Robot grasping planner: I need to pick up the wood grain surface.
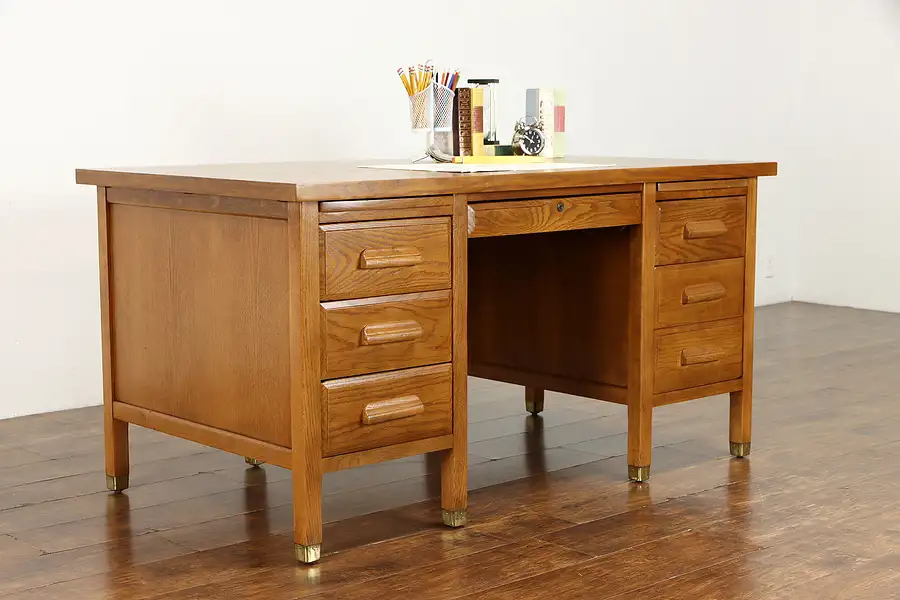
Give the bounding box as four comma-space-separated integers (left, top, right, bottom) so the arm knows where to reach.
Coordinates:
655, 258, 745, 327
320, 218, 451, 300
106, 187, 288, 219
654, 318, 744, 393
626, 183, 659, 472
731, 177, 759, 447
76, 157, 777, 201
321, 364, 453, 456
656, 196, 746, 265
1, 303, 896, 600
287, 201, 324, 550
656, 178, 750, 201
97, 187, 129, 482
108, 202, 292, 447
442, 194, 470, 516
320, 291, 452, 379
469, 226, 631, 392
468, 193, 641, 237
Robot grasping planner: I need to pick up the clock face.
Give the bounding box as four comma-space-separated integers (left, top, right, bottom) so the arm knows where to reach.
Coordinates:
518, 128, 545, 156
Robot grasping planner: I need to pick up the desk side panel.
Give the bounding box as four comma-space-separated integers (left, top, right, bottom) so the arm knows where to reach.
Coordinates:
108, 197, 291, 448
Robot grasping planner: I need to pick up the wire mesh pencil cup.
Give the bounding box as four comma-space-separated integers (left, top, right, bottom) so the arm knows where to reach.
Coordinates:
408, 82, 455, 159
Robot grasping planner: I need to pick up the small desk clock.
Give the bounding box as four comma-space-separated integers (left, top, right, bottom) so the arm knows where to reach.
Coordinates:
512, 116, 546, 156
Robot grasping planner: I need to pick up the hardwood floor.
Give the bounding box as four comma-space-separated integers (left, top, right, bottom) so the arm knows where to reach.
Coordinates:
2, 301, 900, 599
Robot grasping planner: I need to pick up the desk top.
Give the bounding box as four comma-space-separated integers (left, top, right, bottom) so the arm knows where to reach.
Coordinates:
76, 156, 777, 202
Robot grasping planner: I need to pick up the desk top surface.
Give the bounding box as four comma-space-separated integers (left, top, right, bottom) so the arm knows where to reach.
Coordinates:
76, 156, 777, 202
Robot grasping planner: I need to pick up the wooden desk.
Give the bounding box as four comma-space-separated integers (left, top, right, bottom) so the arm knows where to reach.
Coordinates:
76, 157, 777, 562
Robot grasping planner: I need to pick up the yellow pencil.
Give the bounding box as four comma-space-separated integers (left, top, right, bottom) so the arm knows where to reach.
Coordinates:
398, 68, 412, 95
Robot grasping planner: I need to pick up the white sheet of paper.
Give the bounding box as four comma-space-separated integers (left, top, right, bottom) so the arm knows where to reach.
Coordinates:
359, 162, 615, 173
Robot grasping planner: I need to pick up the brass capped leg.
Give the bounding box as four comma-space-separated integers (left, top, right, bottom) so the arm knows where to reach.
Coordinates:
628, 465, 651, 483
442, 508, 468, 528
106, 474, 129, 493
245, 457, 264, 467
525, 388, 545, 416
730, 442, 751, 458
294, 543, 322, 564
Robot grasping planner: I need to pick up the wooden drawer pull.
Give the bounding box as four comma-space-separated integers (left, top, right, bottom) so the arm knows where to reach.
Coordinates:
680, 348, 725, 366
362, 395, 425, 425
681, 282, 727, 305
359, 247, 423, 269
683, 220, 728, 240
360, 320, 424, 346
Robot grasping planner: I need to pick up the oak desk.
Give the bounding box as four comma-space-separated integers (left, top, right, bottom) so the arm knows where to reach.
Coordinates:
76, 157, 777, 563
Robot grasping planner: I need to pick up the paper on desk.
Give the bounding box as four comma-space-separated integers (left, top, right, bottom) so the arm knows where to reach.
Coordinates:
359, 162, 615, 173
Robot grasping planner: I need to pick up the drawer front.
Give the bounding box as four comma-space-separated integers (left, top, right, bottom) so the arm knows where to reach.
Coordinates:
322, 364, 453, 456
321, 218, 451, 300
654, 319, 743, 393
321, 291, 452, 379
655, 258, 744, 328
656, 196, 746, 265
468, 193, 641, 238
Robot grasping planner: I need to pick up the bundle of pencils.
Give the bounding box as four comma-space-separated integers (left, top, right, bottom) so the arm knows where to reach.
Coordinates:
397, 62, 460, 96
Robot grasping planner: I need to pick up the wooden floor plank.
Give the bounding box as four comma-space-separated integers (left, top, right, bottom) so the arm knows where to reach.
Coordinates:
2, 302, 900, 599
457, 528, 760, 600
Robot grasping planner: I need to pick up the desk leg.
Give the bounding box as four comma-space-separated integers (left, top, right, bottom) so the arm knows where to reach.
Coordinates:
442, 195, 469, 527
98, 187, 130, 493
627, 183, 658, 483
289, 202, 323, 563
731, 178, 757, 459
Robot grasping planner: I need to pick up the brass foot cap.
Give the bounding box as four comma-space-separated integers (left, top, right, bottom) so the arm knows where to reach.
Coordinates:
294, 543, 322, 564
442, 509, 468, 528
106, 474, 129, 493
244, 457, 264, 467
525, 401, 544, 416
628, 465, 651, 483
730, 442, 751, 458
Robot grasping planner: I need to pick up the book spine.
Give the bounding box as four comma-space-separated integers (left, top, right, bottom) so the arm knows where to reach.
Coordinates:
471, 87, 485, 156
554, 88, 566, 158
451, 93, 460, 156
538, 88, 554, 158
456, 88, 472, 156
525, 88, 540, 122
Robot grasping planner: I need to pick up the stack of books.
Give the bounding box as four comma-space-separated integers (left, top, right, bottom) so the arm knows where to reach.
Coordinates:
449, 86, 567, 160
526, 88, 566, 158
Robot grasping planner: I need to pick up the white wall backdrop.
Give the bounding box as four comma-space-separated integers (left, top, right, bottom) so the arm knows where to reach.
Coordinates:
2, 0, 880, 420
789, 1, 900, 311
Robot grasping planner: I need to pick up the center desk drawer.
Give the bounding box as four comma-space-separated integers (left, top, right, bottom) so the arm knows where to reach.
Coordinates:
655, 258, 744, 327
468, 193, 641, 238
321, 291, 452, 379
320, 218, 451, 301
322, 364, 453, 456
656, 196, 746, 265
654, 319, 743, 393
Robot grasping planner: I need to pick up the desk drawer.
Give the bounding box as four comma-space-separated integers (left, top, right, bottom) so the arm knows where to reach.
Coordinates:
322, 364, 453, 456
656, 196, 746, 265
321, 291, 452, 379
468, 193, 641, 238
655, 259, 744, 328
320, 218, 451, 300
654, 319, 743, 393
